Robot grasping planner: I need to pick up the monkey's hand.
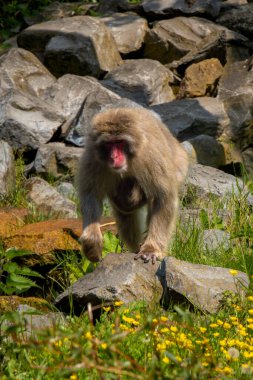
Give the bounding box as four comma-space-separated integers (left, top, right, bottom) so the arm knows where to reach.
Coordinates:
79, 226, 103, 263
134, 244, 164, 265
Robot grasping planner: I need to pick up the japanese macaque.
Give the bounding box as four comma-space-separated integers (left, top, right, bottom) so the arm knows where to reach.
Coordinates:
78, 107, 189, 264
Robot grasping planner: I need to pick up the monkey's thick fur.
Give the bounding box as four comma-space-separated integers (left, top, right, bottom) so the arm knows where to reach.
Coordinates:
78, 107, 189, 263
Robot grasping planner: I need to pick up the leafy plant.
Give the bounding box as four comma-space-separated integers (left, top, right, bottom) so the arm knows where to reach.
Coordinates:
0, 247, 43, 295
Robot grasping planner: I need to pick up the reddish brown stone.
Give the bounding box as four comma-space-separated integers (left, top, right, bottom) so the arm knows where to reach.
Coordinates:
0, 208, 28, 238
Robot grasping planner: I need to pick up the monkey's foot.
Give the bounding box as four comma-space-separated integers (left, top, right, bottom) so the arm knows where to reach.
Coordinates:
79, 233, 102, 263
134, 251, 162, 265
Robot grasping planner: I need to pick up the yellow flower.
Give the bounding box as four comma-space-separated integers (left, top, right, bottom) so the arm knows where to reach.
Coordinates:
70, 374, 78, 380
217, 319, 223, 326
160, 316, 168, 322
156, 342, 166, 352
114, 301, 124, 306
162, 356, 170, 364
152, 318, 158, 323
122, 315, 139, 326
210, 323, 218, 328
247, 318, 253, 323
160, 327, 169, 333
219, 339, 227, 347
213, 332, 220, 337
85, 332, 92, 340
229, 269, 238, 276
135, 313, 141, 319
248, 309, 253, 315
200, 327, 207, 333
202, 362, 209, 367
223, 366, 233, 375
101, 343, 107, 350
170, 326, 178, 332
103, 306, 111, 312
223, 322, 231, 329
247, 296, 253, 301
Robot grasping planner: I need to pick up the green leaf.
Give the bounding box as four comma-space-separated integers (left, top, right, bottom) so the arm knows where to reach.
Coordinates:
6, 273, 40, 293
5, 248, 34, 260
3, 262, 44, 278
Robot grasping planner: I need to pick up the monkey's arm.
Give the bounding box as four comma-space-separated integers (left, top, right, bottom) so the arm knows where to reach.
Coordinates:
135, 191, 178, 264
79, 192, 104, 262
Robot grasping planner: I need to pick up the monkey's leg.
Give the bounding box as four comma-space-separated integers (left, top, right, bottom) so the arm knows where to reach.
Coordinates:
79, 193, 103, 262
114, 206, 148, 252
135, 196, 178, 264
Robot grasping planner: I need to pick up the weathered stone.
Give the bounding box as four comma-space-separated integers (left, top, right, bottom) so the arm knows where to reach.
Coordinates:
151, 97, 230, 140
182, 135, 226, 168
185, 164, 253, 204
144, 17, 226, 64
202, 229, 230, 252
17, 16, 122, 78
178, 208, 231, 229
0, 296, 50, 313
0, 208, 28, 238
141, 0, 221, 19
218, 59, 253, 149
41, 1, 95, 21
34, 142, 82, 179
25, 177, 77, 219
101, 13, 148, 55
161, 256, 249, 313
0, 140, 15, 196
43, 74, 121, 146
183, 135, 242, 168
55, 253, 249, 314
168, 26, 249, 73
57, 182, 77, 200
102, 59, 175, 106
242, 147, 253, 176
0, 48, 55, 97
178, 58, 223, 98
55, 253, 162, 314
217, 4, 253, 38
0, 89, 64, 150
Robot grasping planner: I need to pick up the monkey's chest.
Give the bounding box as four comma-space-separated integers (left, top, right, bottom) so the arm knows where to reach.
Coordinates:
109, 177, 147, 213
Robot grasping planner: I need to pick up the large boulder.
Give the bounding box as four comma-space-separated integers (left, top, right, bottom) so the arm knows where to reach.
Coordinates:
102, 59, 175, 106
141, 0, 221, 19
0, 48, 55, 97
101, 13, 148, 55
217, 4, 253, 38
17, 16, 122, 78
55, 253, 249, 314
34, 142, 82, 179
25, 177, 77, 219
218, 59, 253, 149
151, 97, 230, 140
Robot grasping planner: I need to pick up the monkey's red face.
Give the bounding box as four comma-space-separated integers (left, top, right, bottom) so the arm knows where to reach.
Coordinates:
105, 141, 127, 171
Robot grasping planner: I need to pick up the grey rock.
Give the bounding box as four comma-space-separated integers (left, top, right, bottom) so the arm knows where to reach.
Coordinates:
55, 253, 249, 314
182, 135, 242, 168
34, 142, 82, 179
182, 135, 226, 168
101, 12, 148, 55
178, 208, 231, 229
55, 253, 162, 314
43, 74, 122, 146
17, 16, 122, 78
0, 48, 55, 97
102, 59, 175, 106
0, 140, 15, 196
162, 256, 249, 313
169, 26, 249, 73
217, 4, 253, 38
202, 229, 230, 251
141, 0, 221, 19
242, 147, 253, 176
0, 90, 63, 150
144, 16, 228, 65
218, 59, 253, 149
151, 97, 230, 140
185, 164, 253, 205
57, 182, 77, 200
25, 177, 77, 218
